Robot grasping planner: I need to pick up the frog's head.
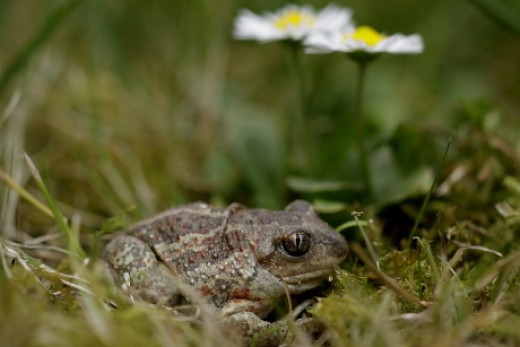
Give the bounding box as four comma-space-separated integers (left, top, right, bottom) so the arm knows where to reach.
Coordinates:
252, 200, 348, 294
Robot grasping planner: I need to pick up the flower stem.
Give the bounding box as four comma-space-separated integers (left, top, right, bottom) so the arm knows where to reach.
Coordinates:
287, 44, 308, 171
354, 61, 373, 199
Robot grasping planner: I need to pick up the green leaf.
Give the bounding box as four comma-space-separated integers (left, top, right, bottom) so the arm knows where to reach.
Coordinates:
287, 177, 362, 193
230, 118, 285, 209
312, 199, 348, 214
336, 220, 369, 233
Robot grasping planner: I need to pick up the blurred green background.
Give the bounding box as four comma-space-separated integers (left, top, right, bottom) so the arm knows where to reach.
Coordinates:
0, 0, 519, 233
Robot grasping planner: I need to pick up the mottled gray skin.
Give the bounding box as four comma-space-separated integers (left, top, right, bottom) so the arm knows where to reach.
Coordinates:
103, 200, 347, 338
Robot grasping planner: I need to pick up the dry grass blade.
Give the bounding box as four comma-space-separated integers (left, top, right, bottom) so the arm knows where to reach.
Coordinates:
0, 167, 53, 218
475, 248, 520, 293
352, 211, 380, 270
351, 243, 431, 308
0, 91, 21, 128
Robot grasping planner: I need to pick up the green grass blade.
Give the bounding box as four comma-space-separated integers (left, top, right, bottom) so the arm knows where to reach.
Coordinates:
408, 138, 452, 246
23, 154, 86, 260
416, 237, 440, 282
0, 0, 82, 95
468, 0, 520, 35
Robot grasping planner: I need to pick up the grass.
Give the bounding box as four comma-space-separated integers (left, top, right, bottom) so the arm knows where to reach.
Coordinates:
1, 1, 520, 346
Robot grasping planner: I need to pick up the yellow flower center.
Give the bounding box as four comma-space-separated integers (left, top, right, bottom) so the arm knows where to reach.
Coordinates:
345, 26, 386, 46
274, 10, 315, 30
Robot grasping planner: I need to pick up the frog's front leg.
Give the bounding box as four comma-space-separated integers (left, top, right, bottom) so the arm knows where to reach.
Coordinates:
220, 300, 286, 346
104, 235, 181, 306
221, 302, 324, 346
221, 302, 319, 346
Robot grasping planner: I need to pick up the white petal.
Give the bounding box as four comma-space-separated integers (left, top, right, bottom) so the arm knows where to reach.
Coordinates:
269, 5, 318, 40
378, 34, 424, 54
386, 34, 424, 54
304, 32, 342, 53
314, 4, 354, 32
233, 9, 285, 42
344, 39, 375, 52
234, 4, 354, 43
305, 29, 425, 55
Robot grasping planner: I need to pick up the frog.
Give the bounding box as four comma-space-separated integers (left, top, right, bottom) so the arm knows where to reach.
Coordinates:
103, 200, 348, 343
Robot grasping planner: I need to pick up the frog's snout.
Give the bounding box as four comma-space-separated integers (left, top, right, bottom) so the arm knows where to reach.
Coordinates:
323, 231, 348, 262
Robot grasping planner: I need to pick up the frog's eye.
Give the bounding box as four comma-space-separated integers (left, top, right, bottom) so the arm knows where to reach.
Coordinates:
281, 230, 311, 257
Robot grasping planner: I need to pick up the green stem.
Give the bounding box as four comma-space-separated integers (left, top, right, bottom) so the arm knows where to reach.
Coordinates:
287, 44, 308, 171
354, 61, 372, 199
353, 211, 380, 270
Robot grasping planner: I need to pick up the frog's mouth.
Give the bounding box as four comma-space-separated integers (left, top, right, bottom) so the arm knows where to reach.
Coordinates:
281, 268, 333, 294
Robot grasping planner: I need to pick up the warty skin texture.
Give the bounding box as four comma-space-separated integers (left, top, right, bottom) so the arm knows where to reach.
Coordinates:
103, 200, 348, 340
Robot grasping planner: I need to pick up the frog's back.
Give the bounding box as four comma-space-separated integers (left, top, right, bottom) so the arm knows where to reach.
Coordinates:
113, 202, 258, 306
123, 202, 244, 283
128, 202, 229, 246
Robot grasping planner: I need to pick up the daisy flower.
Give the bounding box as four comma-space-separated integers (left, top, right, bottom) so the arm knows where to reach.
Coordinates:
305, 25, 424, 56
304, 26, 423, 199
233, 4, 353, 43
